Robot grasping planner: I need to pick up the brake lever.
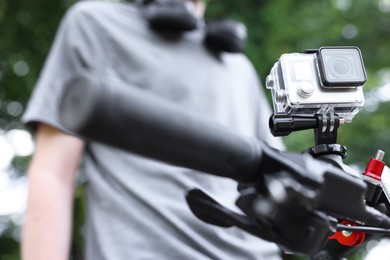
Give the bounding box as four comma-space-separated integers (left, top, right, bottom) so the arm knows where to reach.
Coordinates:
186, 187, 336, 256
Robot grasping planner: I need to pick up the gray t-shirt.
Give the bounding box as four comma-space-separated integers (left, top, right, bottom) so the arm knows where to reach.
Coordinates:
23, 1, 284, 259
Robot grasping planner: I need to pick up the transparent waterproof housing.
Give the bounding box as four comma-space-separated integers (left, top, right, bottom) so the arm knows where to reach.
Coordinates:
265, 47, 366, 123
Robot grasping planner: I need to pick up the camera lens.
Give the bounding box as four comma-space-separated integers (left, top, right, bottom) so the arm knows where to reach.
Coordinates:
328, 56, 353, 79
318, 47, 367, 87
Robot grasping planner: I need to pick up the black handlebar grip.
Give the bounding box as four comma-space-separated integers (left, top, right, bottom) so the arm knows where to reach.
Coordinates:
59, 72, 262, 182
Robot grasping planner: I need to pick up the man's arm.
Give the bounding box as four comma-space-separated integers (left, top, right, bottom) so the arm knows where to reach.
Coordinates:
21, 124, 85, 260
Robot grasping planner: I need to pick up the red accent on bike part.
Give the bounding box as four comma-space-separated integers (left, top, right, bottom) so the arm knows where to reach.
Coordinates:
329, 220, 366, 247
364, 157, 385, 181
363, 158, 385, 181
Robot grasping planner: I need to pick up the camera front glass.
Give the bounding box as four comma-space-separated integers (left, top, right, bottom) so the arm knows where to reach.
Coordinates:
318, 47, 367, 87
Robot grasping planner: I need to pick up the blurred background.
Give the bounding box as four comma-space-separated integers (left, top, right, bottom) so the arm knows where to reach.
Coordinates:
1, 0, 390, 259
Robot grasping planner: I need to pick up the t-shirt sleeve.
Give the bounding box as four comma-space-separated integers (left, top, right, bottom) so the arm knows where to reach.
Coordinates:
22, 2, 107, 133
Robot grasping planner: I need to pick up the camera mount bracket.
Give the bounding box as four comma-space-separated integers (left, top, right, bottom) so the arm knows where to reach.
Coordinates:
269, 112, 343, 146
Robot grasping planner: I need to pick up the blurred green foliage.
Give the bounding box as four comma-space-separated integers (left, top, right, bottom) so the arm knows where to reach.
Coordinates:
2, 0, 390, 259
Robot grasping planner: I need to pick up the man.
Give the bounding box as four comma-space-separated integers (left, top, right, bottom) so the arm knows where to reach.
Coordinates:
21, 0, 283, 259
